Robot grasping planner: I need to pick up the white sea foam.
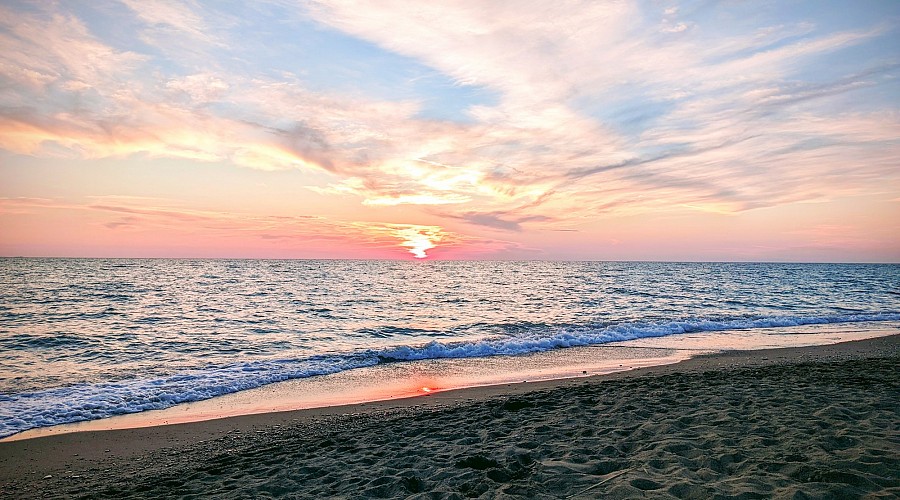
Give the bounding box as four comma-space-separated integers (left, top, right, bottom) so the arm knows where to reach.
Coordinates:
1, 312, 897, 438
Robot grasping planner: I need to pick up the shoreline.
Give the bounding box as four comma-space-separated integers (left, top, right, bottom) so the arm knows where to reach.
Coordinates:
1, 333, 898, 498
2, 346, 694, 442
5, 322, 895, 442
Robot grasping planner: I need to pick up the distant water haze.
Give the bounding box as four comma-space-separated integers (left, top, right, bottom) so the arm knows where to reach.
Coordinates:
1, 259, 898, 438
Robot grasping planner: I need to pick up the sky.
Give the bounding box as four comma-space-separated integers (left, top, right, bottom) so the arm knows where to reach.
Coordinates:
0, 0, 898, 261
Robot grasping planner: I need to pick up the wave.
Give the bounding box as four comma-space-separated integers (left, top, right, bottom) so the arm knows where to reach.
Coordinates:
1, 312, 898, 438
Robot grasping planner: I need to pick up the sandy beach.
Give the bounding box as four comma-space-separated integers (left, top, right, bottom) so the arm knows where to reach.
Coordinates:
1, 334, 897, 499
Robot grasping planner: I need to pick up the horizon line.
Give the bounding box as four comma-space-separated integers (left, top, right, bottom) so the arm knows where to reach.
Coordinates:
1, 256, 897, 265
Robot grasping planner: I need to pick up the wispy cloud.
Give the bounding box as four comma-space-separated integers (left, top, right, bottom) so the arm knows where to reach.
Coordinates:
292, 1, 900, 224
0, 4, 144, 94
120, 0, 217, 44
0, 1, 898, 259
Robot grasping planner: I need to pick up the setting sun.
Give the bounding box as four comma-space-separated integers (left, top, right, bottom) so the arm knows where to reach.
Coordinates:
391, 225, 445, 259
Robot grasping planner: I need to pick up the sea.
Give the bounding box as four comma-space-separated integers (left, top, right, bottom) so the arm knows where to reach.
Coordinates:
1, 259, 898, 438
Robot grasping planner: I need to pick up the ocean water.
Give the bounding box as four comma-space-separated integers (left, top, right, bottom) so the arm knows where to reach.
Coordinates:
1, 259, 898, 438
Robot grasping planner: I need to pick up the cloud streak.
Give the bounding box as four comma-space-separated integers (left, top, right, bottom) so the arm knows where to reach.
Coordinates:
0, 1, 898, 260
0, 196, 533, 259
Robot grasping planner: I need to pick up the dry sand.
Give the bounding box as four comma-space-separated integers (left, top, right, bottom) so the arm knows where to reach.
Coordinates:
1, 334, 898, 499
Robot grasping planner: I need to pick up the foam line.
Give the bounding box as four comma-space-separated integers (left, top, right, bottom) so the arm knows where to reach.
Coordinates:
1, 312, 897, 438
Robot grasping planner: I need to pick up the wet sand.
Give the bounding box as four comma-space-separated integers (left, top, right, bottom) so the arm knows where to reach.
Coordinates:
1, 334, 898, 499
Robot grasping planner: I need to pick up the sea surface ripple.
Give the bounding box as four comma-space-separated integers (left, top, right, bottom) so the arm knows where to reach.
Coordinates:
1, 259, 898, 437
